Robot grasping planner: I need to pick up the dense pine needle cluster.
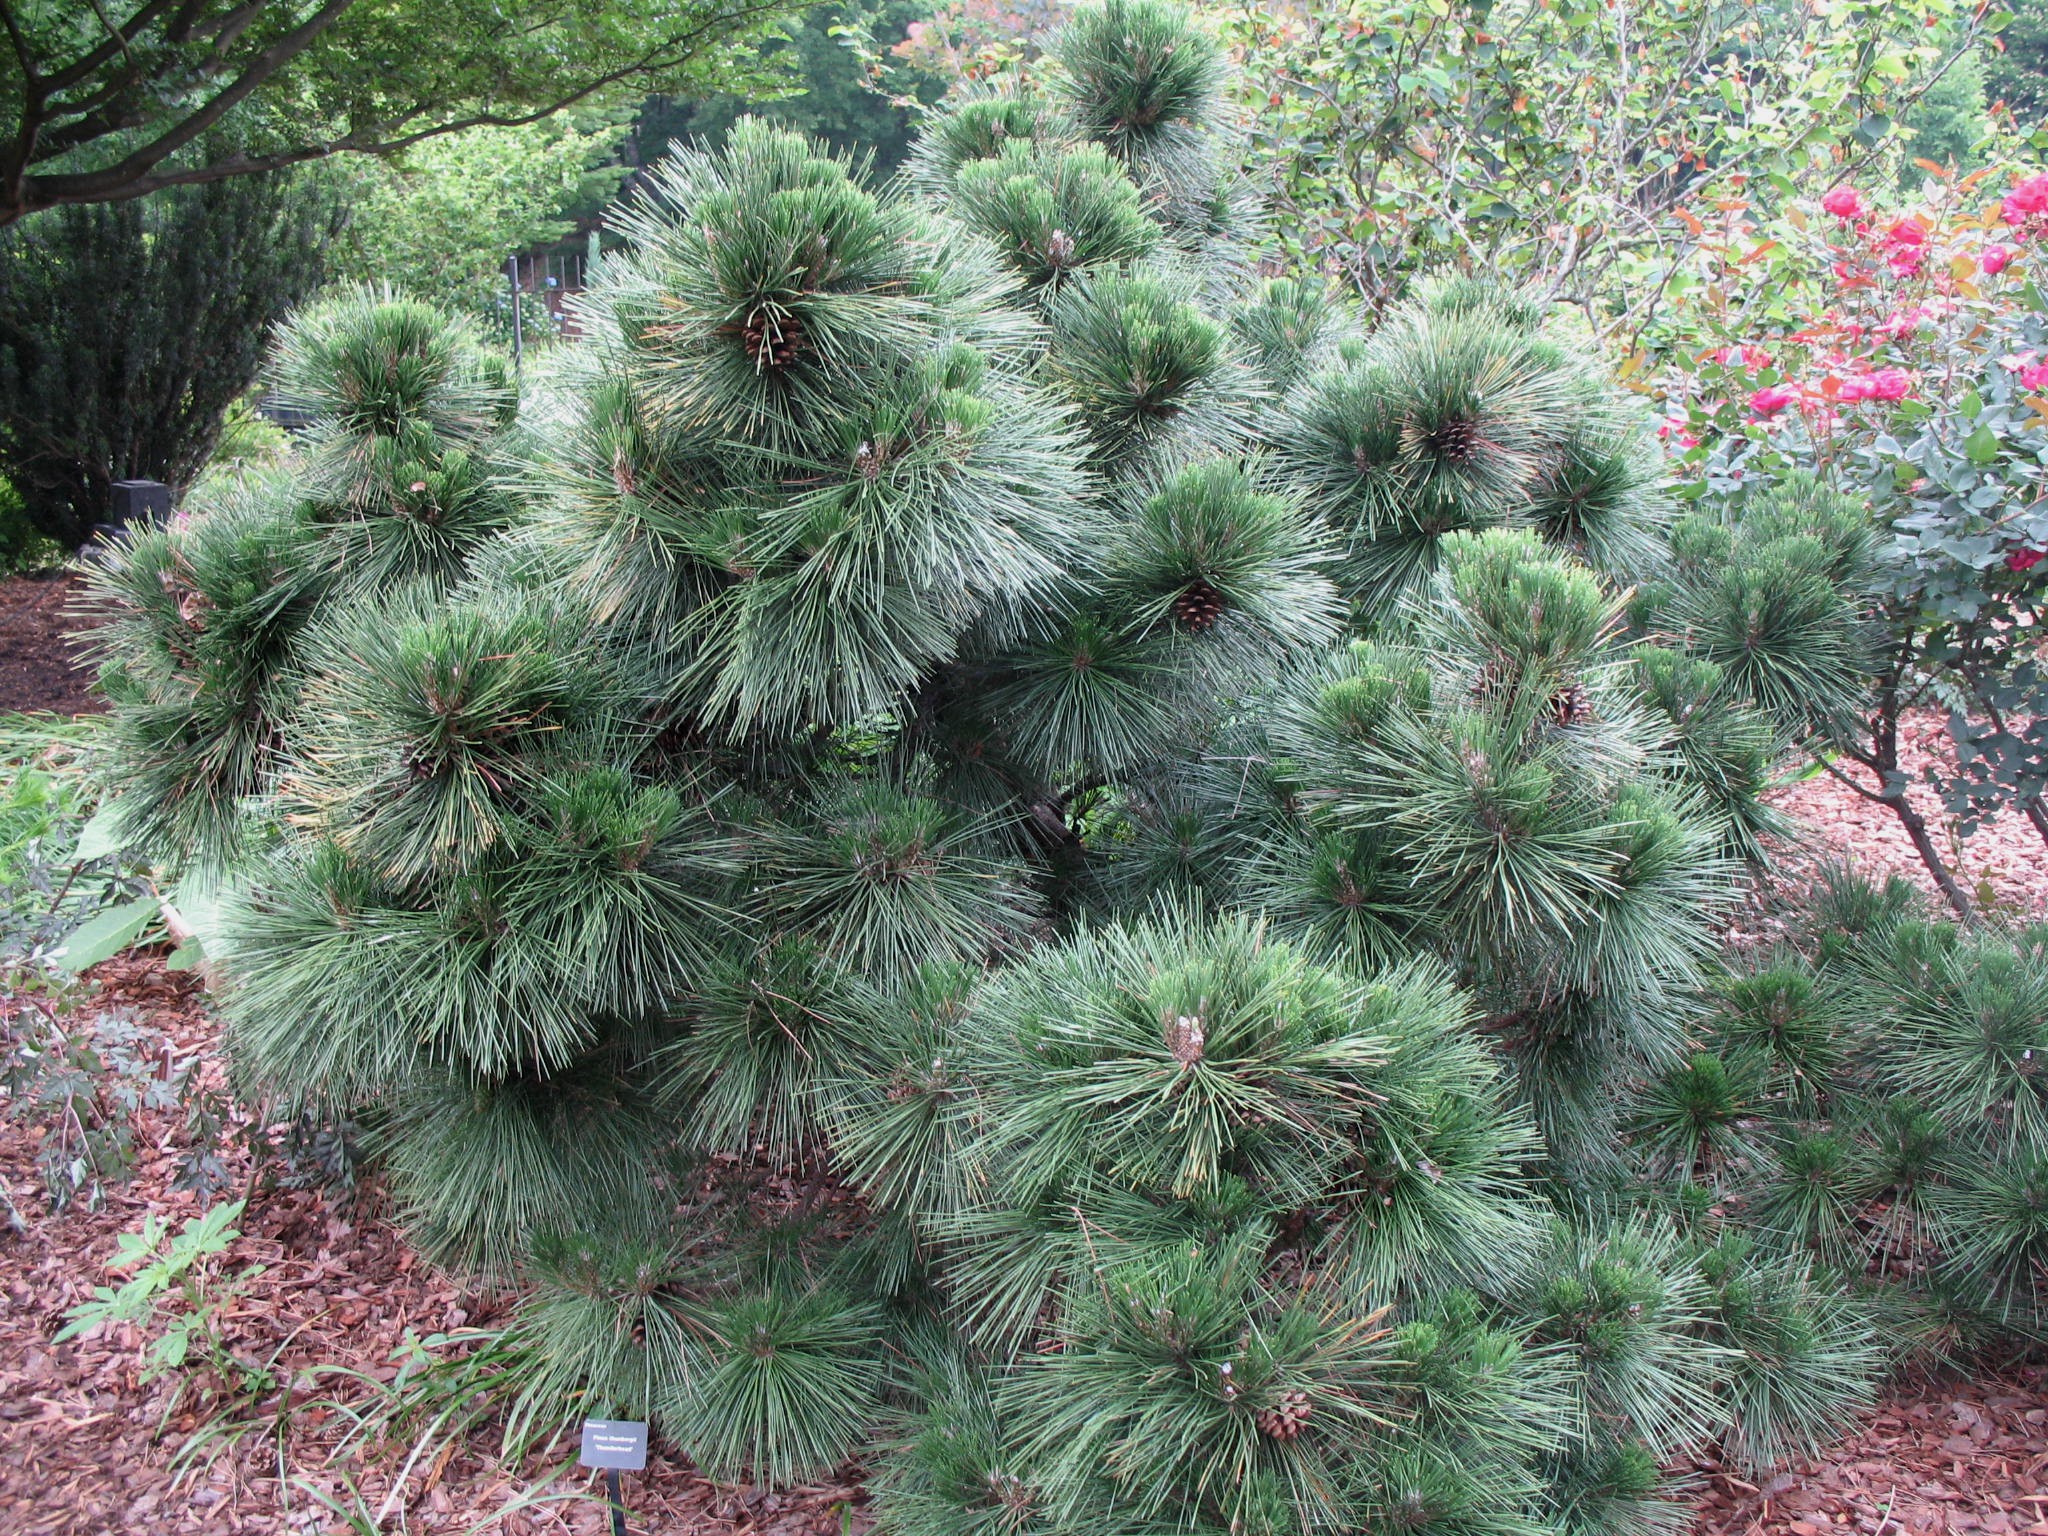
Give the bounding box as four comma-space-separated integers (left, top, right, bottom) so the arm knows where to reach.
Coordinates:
76, 1, 2047, 1528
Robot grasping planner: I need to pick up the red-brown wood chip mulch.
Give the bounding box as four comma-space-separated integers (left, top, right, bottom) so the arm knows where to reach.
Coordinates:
1690, 1372, 2048, 1536
0, 574, 100, 719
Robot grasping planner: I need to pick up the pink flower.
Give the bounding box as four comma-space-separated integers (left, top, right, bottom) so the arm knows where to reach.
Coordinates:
1709, 344, 1773, 371
1876, 307, 1927, 339
1983, 244, 2014, 274
1876, 218, 1927, 276
1655, 409, 1699, 448
2002, 173, 2048, 233
1749, 384, 1799, 418
409, 480, 428, 492
2007, 547, 2045, 573
1830, 369, 1909, 403
2021, 363, 2048, 391
1822, 185, 1865, 219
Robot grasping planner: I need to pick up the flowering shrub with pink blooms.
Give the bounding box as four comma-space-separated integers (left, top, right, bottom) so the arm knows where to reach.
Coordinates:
1652, 166, 2048, 553
1648, 167, 2048, 893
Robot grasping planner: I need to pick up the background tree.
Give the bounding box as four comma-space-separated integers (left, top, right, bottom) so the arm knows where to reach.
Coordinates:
636, 0, 948, 181
1985, 0, 2048, 123
0, 169, 338, 547
328, 114, 632, 325
885, 0, 1066, 81
1898, 50, 1992, 183
0, 0, 806, 225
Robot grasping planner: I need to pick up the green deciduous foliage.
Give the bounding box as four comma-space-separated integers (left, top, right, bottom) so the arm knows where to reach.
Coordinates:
1985, 0, 2048, 123
0, 0, 807, 224
1231, 0, 1998, 328
328, 116, 632, 323
638, 0, 948, 181
1654, 170, 2048, 916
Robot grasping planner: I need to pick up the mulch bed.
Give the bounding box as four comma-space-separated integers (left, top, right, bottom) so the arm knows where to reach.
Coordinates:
0, 574, 100, 718
1765, 721, 2048, 921
1691, 1371, 2048, 1535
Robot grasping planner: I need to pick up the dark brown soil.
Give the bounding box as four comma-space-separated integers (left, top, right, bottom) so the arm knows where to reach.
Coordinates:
0, 574, 100, 717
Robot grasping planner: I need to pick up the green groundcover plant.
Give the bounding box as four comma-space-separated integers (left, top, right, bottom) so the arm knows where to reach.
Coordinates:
75, 4, 2046, 1529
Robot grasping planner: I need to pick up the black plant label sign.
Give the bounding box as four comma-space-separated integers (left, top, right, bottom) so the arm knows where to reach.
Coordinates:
580, 1418, 649, 1471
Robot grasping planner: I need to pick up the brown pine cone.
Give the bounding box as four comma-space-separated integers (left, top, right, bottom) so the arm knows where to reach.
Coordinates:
1173, 579, 1225, 632
1468, 658, 1511, 704
1256, 1388, 1312, 1441
740, 309, 804, 369
1412, 411, 1485, 464
983, 1471, 1034, 1515
160, 560, 212, 633
1549, 681, 1590, 726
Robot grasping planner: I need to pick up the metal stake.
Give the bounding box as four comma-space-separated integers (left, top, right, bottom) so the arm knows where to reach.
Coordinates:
606, 1467, 627, 1536
506, 255, 524, 377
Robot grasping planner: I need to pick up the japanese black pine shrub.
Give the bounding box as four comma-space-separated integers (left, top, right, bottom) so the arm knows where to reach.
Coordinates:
75, 0, 1938, 1525
1657, 865, 2048, 1368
